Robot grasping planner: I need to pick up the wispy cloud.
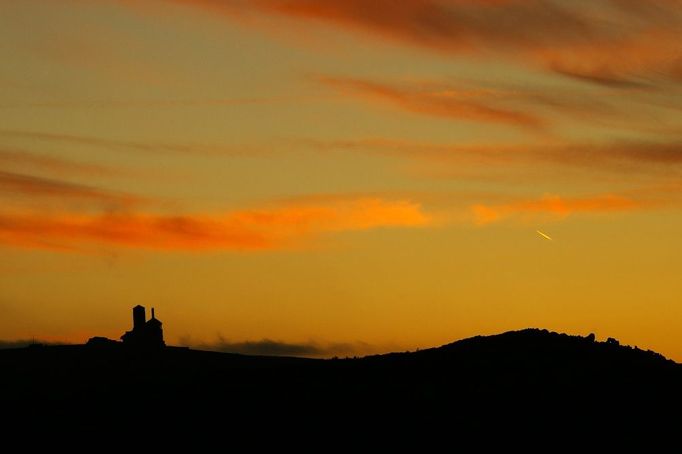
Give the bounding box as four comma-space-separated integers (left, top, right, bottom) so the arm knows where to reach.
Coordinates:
0, 171, 141, 207
548, 66, 652, 89
0, 148, 125, 178
180, 335, 389, 358
0, 95, 328, 110
319, 76, 545, 129
472, 193, 641, 225
300, 137, 682, 175
21, 16, 176, 86
316, 74, 679, 134
172, 0, 595, 52
0, 339, 69, 349
168, 0, 682, 85
0, 197, 432, 252
0, 129, 265, 157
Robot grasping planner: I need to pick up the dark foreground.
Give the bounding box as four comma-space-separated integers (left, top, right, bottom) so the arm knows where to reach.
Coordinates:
2, 329, 681, 435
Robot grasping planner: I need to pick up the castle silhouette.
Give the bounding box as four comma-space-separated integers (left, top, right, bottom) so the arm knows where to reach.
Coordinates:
120, 305, 165, 348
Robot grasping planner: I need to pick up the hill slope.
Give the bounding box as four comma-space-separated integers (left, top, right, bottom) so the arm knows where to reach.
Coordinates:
2, 328, 680, 431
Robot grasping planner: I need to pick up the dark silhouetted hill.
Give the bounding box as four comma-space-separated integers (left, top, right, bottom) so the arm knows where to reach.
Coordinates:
2, 328, 681, 435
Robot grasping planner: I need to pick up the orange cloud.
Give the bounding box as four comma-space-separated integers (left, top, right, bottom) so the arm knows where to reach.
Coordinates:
0, 197, 432, 252
0, 149, 124, 178
0, 171, 141, 207
319, 76, 545, 129
168, 0, 682, 84
472, 193, 640, 225
302, 137, 682, 174
173, 0, 592, 52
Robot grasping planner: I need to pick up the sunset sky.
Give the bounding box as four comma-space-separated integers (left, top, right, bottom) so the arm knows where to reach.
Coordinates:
2, 0, 682, 358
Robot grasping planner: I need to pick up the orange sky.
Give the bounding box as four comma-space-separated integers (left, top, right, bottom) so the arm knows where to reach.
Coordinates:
2, 0, 682, 358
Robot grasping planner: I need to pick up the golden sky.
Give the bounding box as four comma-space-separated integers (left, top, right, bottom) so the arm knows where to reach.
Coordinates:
2, 0, 682, 358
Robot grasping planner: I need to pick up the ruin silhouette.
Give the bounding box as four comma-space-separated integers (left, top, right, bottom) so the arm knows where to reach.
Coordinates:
120, 305, 165, 348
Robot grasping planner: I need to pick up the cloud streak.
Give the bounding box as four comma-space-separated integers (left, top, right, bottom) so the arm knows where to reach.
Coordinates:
0, 339, 69, 349
173, 0, 596, 52
0, 148, 124, 178
0, 171, 141, 207
168, 0, 682, 85
301, 137, 682, 175
181, 337, 371, 358
316, 73, 682, 134
319, 76, 545, 129
0, 129, 264, 157
181, 335, 386, 357
0, 197, 432, 252
472, 193, 641, 225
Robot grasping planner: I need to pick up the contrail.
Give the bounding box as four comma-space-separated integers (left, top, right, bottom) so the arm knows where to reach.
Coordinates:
536, 230, 553, 241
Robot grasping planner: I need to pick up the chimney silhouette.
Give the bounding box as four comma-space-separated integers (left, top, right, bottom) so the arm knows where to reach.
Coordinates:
151, 307, 155, 319
133, 305, 145, 330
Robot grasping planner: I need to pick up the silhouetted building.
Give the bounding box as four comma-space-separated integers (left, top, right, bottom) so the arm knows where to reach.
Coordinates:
121, 305, 165, 348
133, 305, 145, 330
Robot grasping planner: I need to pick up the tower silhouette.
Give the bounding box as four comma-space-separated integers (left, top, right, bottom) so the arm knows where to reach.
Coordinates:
121, 305, 165, 348
133, 305, 145, 330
